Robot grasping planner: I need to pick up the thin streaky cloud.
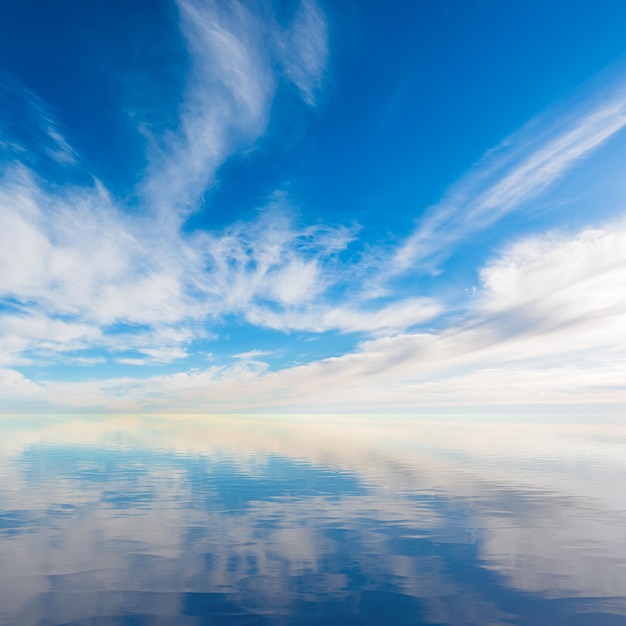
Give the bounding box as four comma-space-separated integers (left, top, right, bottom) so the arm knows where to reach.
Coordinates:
233, 349, 275, 360
143, 0, 329, 218
0, 73, 77, 166
244, 297, 442, 334
380, 79, 626, 284
143, 0, 276, 216
277, 0, 329, 105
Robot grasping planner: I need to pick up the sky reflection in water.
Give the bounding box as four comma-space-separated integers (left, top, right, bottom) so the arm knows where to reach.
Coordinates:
1, 415, 625, 625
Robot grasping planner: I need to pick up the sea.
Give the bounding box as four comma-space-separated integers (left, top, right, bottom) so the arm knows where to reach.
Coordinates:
1, 414, 625, 625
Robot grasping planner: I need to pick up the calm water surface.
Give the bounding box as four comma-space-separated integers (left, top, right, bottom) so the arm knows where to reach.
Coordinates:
1, 415, 625, 625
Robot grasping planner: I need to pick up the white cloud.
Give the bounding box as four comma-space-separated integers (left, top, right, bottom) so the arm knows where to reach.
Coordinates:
299, 219, 626, 409
193, 206, 356, 311
0, 166, 382, 367
246, 297, 442, 334
116, 358, 150, 366
0, 0, 338, 370
276, 0, 329, 105
233, 349, 274, 360
0, 73, 77, 166
143, 0, 275, 215
143, 0, 329, 215
0, 312, 102, 365
59, 356, 106, 366
13, 217, 620, 412
0, 165, 202, 364
479, 223, 626, 324
379, 79, 626, 283
0, 167, 173, 324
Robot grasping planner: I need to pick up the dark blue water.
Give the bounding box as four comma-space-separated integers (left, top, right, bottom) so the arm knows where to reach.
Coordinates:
1, 415, 625, 625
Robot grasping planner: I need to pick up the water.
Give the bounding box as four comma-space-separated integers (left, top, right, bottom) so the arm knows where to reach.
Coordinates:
1, 414, 625, 625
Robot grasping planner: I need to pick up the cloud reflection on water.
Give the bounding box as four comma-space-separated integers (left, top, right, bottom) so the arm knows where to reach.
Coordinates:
0, 415, 625, 625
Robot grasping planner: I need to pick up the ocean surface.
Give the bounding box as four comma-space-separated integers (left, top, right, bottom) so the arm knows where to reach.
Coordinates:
1, 414, 625, 625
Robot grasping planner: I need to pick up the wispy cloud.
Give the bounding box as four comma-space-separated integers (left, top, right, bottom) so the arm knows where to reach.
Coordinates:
0, 73, 77, 166
192, 203, 356, 312
276, 0, 328, 105
1, 163, 410, 368
245, 297, 441, 334
378, 78, 626, 284
233, 349, 274, 360
0, 0, 341, 370
0, 168, 362, 365
9, 216, 621, 412
143, 0, 329, 216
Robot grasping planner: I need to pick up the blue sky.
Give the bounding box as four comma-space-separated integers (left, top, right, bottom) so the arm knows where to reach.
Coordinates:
1, 0, 625, 412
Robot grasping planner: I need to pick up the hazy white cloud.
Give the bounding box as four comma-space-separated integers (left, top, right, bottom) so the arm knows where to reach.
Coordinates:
292, 219, 626, 409
116, 358, 150, 366
59, 355, 106, 366
0, 312, 102, 365
246, 297, 442, 334
1, 214, 624, 411
0, 165, 202, 364
0, 167, 170, 324
479, 222, 626, 323
14, 216, 620, 412
0, 166, 384, 368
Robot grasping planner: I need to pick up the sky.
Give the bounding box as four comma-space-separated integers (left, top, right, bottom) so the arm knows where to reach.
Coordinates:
0, 0, 625, 413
